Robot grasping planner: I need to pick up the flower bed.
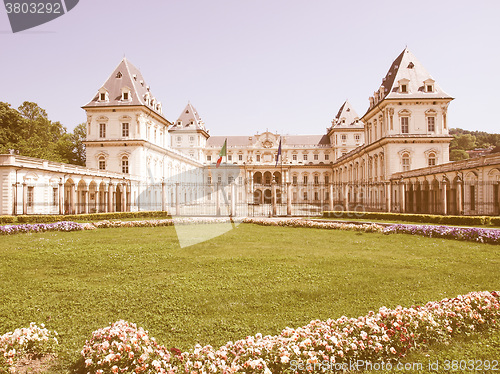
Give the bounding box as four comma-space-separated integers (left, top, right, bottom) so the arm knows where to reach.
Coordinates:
383, 224, 500, 245
2, 217, 500, 245
0, 221, 84, 235
0, 323, 58, 371
81, 291, 500, 373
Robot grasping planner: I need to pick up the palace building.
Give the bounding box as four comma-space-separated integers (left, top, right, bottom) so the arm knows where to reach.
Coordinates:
1, 48, 498, 217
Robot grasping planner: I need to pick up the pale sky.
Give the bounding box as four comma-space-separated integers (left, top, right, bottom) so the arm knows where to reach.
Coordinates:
1, 0, 499, 136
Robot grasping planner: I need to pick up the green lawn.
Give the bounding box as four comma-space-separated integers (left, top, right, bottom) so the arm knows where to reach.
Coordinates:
1, 224, 499, 372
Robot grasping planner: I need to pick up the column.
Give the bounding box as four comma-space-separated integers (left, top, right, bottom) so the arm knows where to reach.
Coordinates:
162, 180, 167, 212
84, 190, 89, 214
385, 181, 392, 213
121, 184, 127, 213
59, 181, 64, 215
457, 181, 463, 215
176, 182, 180, 216
400, 181, 406, 213
12, 183, 17, 216
329, 183, 334, 211
70, 184, 76, 215
95, 189, 100, 213
231, 183, 236, 217
442, 182, 448, 215
286, 182, 292, 216
108, 184, 115, 213
103, 190, 109, 213
22, 183, 27, 215
343, 184, 349, 211
215, 182, 220, 216
271, 179, 277, 217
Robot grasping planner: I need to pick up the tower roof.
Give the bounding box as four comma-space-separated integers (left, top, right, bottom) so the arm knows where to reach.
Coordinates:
331, 100, 363, 128
83, 58, 164, 117
379, 48, 452, 100
169, 102, 208, 133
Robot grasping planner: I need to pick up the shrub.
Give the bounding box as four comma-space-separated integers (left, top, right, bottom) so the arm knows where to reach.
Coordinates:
0, 323, 58, 370
322, 211, 493, 227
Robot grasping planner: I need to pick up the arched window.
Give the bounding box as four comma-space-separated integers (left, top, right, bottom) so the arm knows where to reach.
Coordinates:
401, 152, 410, 171
98, 156, 106, 171
428, 152, 436, 166
121, 156, 129, 174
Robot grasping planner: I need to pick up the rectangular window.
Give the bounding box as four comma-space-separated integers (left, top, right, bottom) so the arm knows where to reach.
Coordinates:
100, 93, 106, 101
303, 192, 308, 200
123, 92, 129, 100
52, 188, 58, 206
401, 117, 409, 134
355, 134, 360, 142
207, 155, 211, 161
303, 175, 308, 184
325, 175, 329, 184
341, 134, 347, 142
238, 177, 243, 184
401, 84, 407, 93
314, 175, 319, 185
303, 155, 308, 161
208, 176, 212, 184
256, 155, 260, 162
27, 187, 34, 207
470, 185, 476, 211
292, 176, 298, 184
427, 117, 435, 132
325, 191, 329, 200
292, 154, 297, 161
428, 157, 436, 166
99, 160, 106, 170
239, 154, 243, 161
190, 136, 194, 142
402, 158, 410, 172
313, 154, 319, 161
99, 123, 106, 138
314, 192, 319, 201
122, 159, 129, 174
177, 136, 181, 142
122, 123, 129, 137
427, 85, 433, 92
218, 176, 222, 183
325, 154, 329, 161
228, 155, 232, 161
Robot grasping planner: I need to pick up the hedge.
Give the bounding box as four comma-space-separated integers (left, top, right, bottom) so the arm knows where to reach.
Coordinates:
322, 211, 498, 227
0, 211, 171, 225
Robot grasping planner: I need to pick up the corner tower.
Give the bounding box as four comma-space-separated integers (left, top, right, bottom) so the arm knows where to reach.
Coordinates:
361, 48, 454, 173
82, 58, 171, 177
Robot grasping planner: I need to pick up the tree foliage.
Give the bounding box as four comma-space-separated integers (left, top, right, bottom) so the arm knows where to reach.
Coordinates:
449, 128, 500, 161
0, 101, 86, 165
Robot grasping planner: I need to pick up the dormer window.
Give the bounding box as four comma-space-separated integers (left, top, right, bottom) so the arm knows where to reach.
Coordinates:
121, 87, 131, 101
116, 71, 123, 78
424, 78, 435, 93
98, 88, 109, 102
398, 78, 410, 93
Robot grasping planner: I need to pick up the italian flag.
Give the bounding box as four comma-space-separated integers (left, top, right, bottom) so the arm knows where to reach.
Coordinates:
216, 138, 227, 168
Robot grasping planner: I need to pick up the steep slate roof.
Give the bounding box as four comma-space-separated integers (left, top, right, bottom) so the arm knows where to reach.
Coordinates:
332, 100, 363, 128
206, 134, 330, 148
83, 58, 165, 117
380, 48, 452, 100
169, 102, 207, 132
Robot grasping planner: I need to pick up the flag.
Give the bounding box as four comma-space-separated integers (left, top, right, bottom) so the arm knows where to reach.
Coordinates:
216, 138, 227, 168
275, 137, 282, 167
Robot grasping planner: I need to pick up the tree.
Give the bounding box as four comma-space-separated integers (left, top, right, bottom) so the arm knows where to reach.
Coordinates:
69, 123, 86, 166
0, 101, 85, 165
450, 149, 470, 161
450, 134, 477, 151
